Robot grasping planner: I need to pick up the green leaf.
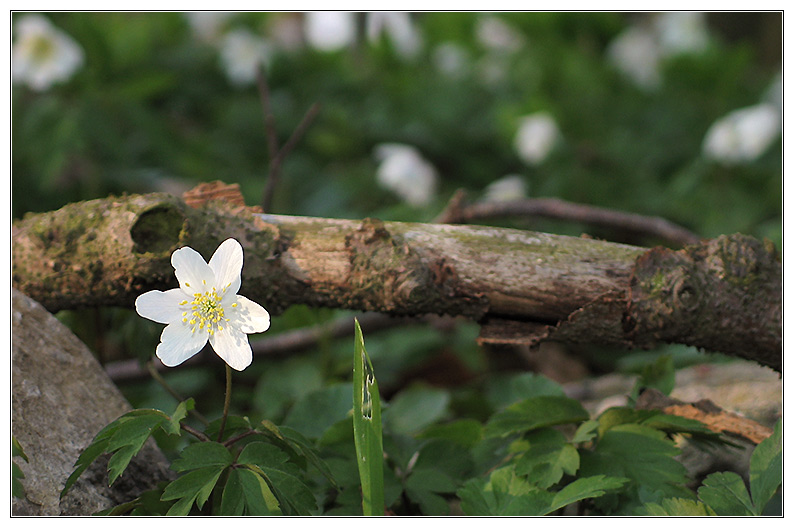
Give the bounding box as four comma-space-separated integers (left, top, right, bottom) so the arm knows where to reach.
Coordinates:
418, 419, 484, 448
458, 467, 554, 516
238, 442, 317, 515
352, 318, 385, 516
257, 421, 339, 488
283, 383, 354, 439
12, 437, 28, 500
384, 384, 450, 435
160, 442, 234, 515
514, 428, 579, 488
161, 465, 227, 514
644, 497, 717, 516
630, 354, 675, 400
571, 420, 599, 444
221, 468, 281, 516
485, 395, 589, 438
697, 471, 755, 516
61, 409, 170, 497
170, 442, 234, 472
580, 424, 690, 503
162, 398, 194, 436
405, 468, 458, 515
486, 372, 565, 410
749, 419, 781, 514
547, 475, 628, 514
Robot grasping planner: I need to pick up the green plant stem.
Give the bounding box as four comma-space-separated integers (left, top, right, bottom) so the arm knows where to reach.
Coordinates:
146, 360, 209, 426
217, 364, 233, 442
180, 422, 211, 442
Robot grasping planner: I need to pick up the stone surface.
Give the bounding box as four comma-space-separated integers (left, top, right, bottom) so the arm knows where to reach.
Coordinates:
12, 289, 172, 515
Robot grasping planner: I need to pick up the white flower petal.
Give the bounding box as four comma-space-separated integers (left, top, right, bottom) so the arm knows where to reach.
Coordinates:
210, 327, 253, 371
172, 246, 215, 295
135, 289, 189, 324
156, 323, 208, 367
209, 238, 243, 295
229, 295, 271, 334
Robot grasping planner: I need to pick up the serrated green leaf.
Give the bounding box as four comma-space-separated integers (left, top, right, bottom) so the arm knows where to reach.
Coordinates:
485, 395, 589, 438
644, 497, 717, 516
547, 475, 628, 514
12, 437, 28, 462
170, 442, 233, 472
161, 465, 227, 513
61, 409, 170, 498
514, 428, 579, 488
257, 421, 339, 488
457, 468, 554, 516
697, 471, 755, 516
238, 442, 316, 515
221, 467, 281, 516
162, 398, 195, 436
749, 419, 781, 514
580, 424, 690, 502
352, 319, 384, 516
571, 420, 599, 444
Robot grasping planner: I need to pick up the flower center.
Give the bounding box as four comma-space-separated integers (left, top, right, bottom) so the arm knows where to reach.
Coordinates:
180, 288, 229, 335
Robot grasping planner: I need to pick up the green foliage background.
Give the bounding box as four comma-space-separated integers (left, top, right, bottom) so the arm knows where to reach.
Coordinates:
13, 12, 781, 516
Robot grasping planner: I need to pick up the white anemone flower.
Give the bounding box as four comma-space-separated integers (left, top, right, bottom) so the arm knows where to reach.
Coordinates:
135, 238, 270, 371
12, 15, 84, 92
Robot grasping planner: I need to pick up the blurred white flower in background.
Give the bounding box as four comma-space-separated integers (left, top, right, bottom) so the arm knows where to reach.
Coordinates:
702, 103, 780, 165
219, 29, 271, 86
374, 143, 438, 207
607, 13, 711, 90
433, 42, 470, 78
483, 175, 528, 202
475, 16, 525, 53
185, 12, 232, 43
367, 12, 422, 59
606, 25, 662, 90
654, 12, 709, 56
12, 15, 84, 92
305, 12, 356, 52
514, 113, 561, 166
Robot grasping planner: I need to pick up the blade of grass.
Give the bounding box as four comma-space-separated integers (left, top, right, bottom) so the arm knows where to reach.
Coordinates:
352, 319, 385, 516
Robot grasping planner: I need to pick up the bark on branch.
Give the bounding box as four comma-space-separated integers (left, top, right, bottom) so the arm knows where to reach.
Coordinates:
11, 185, 781, 371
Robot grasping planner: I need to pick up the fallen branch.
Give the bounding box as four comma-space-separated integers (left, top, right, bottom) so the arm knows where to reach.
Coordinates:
12, 183, 781, 371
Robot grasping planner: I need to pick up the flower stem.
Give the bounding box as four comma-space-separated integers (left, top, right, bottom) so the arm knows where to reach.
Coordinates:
217, 364, 233, 442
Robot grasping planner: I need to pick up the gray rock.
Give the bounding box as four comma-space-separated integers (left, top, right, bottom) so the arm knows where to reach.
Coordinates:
12, 289, 173, 515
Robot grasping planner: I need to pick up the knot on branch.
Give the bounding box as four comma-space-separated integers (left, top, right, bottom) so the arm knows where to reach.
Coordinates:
627, 234, 781, 371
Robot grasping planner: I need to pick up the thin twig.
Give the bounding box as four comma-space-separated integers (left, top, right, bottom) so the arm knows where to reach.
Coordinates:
181, 422, 211, 442
256, 66, 322, 213
437, 192, 701, 247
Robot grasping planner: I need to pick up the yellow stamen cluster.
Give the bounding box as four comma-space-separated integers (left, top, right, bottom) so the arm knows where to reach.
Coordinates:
180, 287, 230, 335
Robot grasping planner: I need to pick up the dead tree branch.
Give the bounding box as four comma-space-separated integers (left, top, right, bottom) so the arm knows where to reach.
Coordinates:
12, 183, 781, 371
